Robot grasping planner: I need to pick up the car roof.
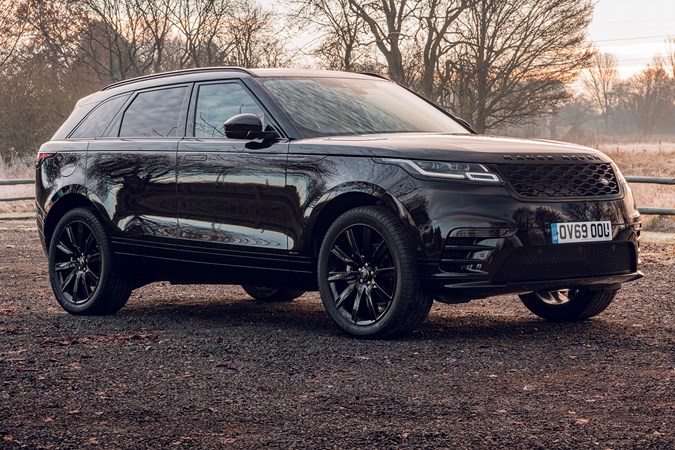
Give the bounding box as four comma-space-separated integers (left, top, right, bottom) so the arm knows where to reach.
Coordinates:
70, 67, 389, 116
102, 67, 382, 92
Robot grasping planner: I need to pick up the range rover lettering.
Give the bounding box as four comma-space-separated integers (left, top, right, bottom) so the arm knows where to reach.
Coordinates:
36, 68, 643, 338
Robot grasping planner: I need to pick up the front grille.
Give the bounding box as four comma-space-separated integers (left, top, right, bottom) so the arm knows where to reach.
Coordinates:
496, 163, 621, 199
493, 242, 635, 283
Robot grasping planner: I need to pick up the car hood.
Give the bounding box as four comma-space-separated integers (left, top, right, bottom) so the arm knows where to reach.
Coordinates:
292, 133, 611, 164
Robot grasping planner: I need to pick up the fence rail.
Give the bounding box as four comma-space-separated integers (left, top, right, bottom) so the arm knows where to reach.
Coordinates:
0, 178, 34, 186
625, 176, 675, 185
0, 178, 35, 202
2, 177, 674, 215
623, 176, 675, 216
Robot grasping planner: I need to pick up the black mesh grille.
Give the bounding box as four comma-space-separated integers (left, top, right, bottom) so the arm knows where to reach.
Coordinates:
493, 242, 635, 283
497, 163, 620, 199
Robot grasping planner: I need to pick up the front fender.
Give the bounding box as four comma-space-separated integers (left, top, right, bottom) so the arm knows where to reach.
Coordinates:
299, 181, 425, 258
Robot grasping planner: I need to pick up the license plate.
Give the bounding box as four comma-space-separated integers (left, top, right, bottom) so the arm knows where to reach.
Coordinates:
551, 221, 612, 244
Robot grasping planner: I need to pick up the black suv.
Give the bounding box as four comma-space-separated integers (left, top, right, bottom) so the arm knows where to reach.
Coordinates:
36, 68, 642, 338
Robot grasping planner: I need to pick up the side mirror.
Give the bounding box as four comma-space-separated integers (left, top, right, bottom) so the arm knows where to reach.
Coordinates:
224, 114, 278, 140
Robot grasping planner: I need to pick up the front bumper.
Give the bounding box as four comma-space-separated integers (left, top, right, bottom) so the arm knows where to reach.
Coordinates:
425, 271, 643, 303
401, 180, 642, 302
419, 225, 642, 301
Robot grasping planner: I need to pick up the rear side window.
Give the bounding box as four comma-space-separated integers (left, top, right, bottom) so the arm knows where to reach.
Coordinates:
70, 94, 130, 139
194, 83, 264, 138
119, 87, 187, 138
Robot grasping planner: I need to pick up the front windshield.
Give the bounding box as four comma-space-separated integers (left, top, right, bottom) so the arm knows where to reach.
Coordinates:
259, 77, 470, 138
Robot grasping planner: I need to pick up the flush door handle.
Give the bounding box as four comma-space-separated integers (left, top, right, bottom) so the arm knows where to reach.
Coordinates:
184, 154, 207, 161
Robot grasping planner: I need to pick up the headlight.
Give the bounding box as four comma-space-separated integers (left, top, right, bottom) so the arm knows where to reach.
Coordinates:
611, 162, 627, 185
381, 158, 501, 183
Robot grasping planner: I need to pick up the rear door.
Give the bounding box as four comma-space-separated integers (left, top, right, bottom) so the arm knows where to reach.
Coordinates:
86, 85, 190, 270
176, 80, 292, 283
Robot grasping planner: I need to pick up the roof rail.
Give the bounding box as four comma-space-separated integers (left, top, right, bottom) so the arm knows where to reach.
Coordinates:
359, 72, 390, 80
102, 67, 253, 91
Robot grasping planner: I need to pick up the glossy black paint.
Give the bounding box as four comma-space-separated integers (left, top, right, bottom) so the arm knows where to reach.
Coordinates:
176, 138, 292, 283
36, 68, 642, 301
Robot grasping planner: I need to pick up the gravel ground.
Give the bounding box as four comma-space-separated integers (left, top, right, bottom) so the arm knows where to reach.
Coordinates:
1, 218, 673, 449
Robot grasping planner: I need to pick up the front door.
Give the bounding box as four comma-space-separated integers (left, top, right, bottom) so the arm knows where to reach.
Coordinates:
176, 81, 292, 284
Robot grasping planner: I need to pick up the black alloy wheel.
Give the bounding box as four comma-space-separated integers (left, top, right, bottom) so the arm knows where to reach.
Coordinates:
326, 223, 396, 325
48, 208, 131, 315
52, 219, 101, 305
318, 206, 432, 338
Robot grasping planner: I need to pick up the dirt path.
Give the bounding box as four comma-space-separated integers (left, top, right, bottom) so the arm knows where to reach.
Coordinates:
1, 219, 673, 449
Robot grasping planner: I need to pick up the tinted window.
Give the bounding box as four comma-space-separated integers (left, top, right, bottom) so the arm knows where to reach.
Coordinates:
194, 83, 264, 138
70, 94, 130, 138
260, 77, 470, 138
119, 87, 187, 138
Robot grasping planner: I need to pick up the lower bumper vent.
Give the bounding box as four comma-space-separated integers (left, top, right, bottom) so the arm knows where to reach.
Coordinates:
493, 242, 636, 283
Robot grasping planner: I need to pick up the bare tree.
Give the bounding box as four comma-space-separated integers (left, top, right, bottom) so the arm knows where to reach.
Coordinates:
293, 0, 371, 72
347, 0, 419, 84
303, 0, 471, 97
168, 0, 284, 69
1, 1, 101, 157
0, 52, 98, 157
225, 1, 289, 68
79, 0, 173, 81
411, 0, 471, 99
20, 0, 89, 68
445, 0, 594, 133
628, 62, 672, 136
666, 36, 675, 79
134, 0, 176, 73
582, 51, 619, 133
169, 0, 235, 68
0, 1, 28, 69
22, 0, 173, 82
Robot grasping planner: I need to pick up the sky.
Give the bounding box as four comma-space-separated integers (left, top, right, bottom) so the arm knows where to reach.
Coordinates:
583, 0, 673, 77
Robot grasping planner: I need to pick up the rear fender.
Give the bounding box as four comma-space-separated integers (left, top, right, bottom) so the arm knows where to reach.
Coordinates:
42, 186, 114, 249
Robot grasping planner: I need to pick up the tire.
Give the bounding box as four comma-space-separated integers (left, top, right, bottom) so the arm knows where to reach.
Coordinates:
519, 289, 617, 322
317, 206, 433, 338
48, 207, 132, 315
242, 285, 304, 302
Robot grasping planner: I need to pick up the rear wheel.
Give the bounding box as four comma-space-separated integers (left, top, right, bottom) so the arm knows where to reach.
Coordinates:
48, 208, 131, 315
241, 285, 304, 302
317, 206, 432, 338
519, 288, 617, 321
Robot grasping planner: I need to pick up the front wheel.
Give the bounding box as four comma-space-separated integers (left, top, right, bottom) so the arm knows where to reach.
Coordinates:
48, 208, 131, 315
519, 289, 617, 322
317, 206, 433, 339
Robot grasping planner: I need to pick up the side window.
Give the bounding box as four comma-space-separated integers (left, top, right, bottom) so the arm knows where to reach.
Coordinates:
194, 83, 264, 138
119, 87, 187, 138
70, 94, 130, 139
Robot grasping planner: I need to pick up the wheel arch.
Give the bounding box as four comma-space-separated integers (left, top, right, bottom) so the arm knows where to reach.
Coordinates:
43, 190, 108, 250
306, 184, 423, 259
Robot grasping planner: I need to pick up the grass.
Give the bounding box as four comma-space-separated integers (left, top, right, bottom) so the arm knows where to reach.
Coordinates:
1, 141, 673, 230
